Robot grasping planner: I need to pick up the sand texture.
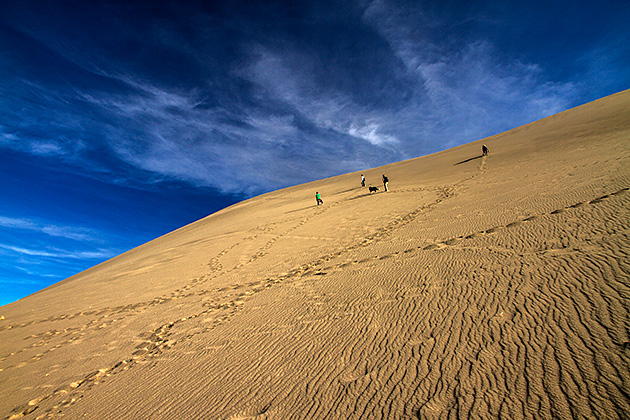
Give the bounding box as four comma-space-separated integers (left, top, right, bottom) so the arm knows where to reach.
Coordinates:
1, 90, 629, 419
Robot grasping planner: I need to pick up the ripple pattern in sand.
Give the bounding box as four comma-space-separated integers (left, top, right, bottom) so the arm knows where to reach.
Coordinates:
37, 187, 630, 420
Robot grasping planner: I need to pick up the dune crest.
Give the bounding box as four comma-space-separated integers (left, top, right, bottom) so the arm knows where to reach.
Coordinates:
1, 90, 629, 419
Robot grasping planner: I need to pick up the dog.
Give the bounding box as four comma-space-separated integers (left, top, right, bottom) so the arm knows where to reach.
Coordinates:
368, 186, 379, 193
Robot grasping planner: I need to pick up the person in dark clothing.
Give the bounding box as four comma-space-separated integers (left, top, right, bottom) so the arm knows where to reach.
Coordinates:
382, 174, 389, 192
482, 144, 489, 156
361, 174, 366, 187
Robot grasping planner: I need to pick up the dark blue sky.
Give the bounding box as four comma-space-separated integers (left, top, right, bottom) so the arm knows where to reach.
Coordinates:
1, 0, 628, 306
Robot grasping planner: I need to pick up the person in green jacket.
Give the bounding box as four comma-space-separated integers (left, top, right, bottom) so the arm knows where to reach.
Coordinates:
315, 192, 323, 206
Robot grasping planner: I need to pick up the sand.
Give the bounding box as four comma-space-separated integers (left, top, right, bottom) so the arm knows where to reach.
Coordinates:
1, 90, 629, 419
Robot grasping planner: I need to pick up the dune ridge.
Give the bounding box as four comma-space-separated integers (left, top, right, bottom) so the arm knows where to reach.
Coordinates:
1, 90, 629, 419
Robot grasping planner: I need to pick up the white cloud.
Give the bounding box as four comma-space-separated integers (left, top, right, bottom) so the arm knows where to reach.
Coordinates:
0, 243, 115, 260
0, 131, 18, 145
0, 217, 38, 230
0, 244, 58, 257
415, 42, 576, 135
242, 46, 401, 148
246, 115, 298, 144
29, 142, 65, 156
348, 122, 398, 146
0, 216, 101, 242
362, 1, 578, 150
0, 1, 583, 197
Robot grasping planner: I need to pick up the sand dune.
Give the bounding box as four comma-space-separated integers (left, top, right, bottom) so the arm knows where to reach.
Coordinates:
1, 90, 629, 419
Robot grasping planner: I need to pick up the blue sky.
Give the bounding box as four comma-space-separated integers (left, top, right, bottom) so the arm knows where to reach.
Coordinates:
1, 0, 628, 306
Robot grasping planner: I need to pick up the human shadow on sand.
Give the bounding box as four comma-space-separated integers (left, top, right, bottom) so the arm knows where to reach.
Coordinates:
347, 191, 384, 201
454, 155, 483, 165
334, 187, 359, 195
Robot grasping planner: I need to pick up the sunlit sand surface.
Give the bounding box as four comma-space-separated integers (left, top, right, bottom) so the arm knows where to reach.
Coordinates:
1, 90, 629, 419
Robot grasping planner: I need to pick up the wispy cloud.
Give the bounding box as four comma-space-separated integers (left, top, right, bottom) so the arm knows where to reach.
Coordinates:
348, 123, 399, 146
239, 44, 406, 161
363, 0, 578, 149
0, 0, 618, 199
0, 243, 116, 260
0, 216, 100, 242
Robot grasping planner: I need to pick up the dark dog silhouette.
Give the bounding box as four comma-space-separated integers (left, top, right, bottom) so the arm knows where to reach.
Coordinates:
369, 186, 379, 193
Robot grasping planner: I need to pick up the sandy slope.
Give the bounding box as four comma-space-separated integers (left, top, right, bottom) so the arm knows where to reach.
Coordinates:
1, 90, 629, 419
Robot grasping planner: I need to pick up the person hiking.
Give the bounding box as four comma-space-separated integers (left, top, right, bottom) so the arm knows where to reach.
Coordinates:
382, 174, 389, 192
315, 192, 323, 206
361, 174, 366, 187
482, 144, 489, 156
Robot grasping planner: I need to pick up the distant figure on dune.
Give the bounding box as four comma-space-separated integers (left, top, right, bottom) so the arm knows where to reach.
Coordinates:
482, 144, 489, 156
361, 174, 366, 187
382, 174, 389, 192
315, 191, 323, 206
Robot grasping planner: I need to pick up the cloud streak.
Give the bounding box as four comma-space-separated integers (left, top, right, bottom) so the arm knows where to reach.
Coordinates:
0, 216, 101, 242
0, 0, 620, 198
0, 244, 115, 260
363, 1, 579, 149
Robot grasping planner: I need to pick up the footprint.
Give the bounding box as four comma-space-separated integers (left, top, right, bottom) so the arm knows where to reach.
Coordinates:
506, 221, 522, 228
444, 238, 460, 246
465, 232, 484, 239
8, 402, 39, 418
550, 208, 565, 214
485, 227, 503, 234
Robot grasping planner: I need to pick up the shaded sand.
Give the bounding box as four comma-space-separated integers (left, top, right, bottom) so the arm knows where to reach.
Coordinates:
1, 90, 629, 419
